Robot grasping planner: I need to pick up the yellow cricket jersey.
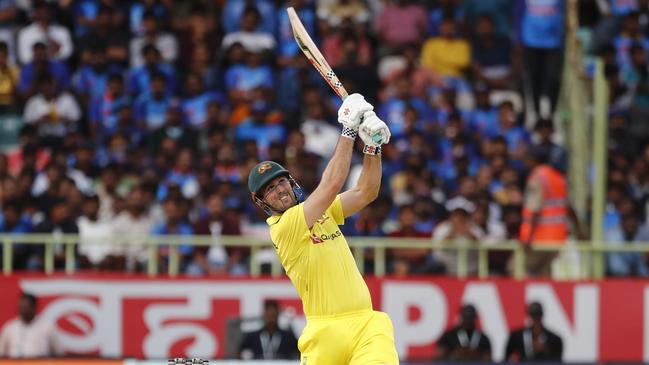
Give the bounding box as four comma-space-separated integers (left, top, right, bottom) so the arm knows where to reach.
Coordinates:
267, 195, 372, 318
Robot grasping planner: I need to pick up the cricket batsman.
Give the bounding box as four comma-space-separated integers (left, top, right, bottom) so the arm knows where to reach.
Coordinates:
248, 93, 398, 364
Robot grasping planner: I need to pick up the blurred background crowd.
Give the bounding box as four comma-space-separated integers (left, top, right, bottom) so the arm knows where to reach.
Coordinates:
0, 0, 648, 277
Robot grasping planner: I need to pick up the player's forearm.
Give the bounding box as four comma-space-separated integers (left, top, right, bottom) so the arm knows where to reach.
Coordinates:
320, 136, 355, 192
355, 154, 382, 201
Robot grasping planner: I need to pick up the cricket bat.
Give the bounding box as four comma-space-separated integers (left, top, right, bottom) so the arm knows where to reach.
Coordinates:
286, 7, 383, 144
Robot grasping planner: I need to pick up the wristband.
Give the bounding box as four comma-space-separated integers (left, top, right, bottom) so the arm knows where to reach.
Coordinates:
363, 144, 381, 155
341, 126, 358, 140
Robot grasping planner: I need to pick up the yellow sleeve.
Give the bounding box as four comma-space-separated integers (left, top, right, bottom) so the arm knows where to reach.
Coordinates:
269, 203, 309, 262
326, 195, 345, 226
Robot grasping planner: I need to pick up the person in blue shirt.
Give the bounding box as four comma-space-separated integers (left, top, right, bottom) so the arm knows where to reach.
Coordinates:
495, 101, 529, 170
130, 0, 169, 36
0, 199, 32, 270
127, 44, 176, 98
235, 100, 285, 159
156, 148, 199, 201
514, 0, 565, 119
468, 84, 499, 139
378, 76, 432, 139
151, 197, 194, 272
471, 15, 513, 90
134, 71, 173, 131
606, 212, 649, 276
180, 72, 222, 129
89, 73, 131, 143
225, 49, 274, 103
72, 44, 112, 109
222, 0, 276, 35
18, 42, 70, 99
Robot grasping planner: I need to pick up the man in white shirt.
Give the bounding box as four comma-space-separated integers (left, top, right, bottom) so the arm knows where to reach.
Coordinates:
221, 6, 276, 54
129, 11, 177, 67
112, 186, 155, 271
78, 195, 116, 269
432, 196, 486, 275
0, 292, 62, 357
23, 74, 81, 148
17, 1, 72, 64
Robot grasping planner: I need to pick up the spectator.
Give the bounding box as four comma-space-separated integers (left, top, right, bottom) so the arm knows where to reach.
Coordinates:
0, 41, 18, 112
235, 101, 286, 159
384, 43, 443, 101
518, 149, 582, 277
432, 196, 485, 275
225, 50, 274, 104
127, 44, 175, 98
505, 302, 563, 361
129, 11, 178, 67
152, 197, 194, 271
0, 199, 32, 269
17, 1, 73, 64
181, 72, 221, 129
324, 19, 373, 68
77, 5, 129, 68
17, 42, 70, 98
147, 102, 198, 155
239, 300, 299, 360
436, 304, 492, 361
157, 148, 199, 200
530, 119, 567, 173
471, 14, 514, 90
112, 186, 154, 272
72, 44, 111, 109
31, 199, 79, 271
318, 0, 370, 27
378, 76, 431, 139
135, 72, 173, 131
0, 0, 19, 66
23, 74, 81, 149
388, 204, 431, 276
0, 292, 62, 357
421, 15, 471, 79
514, 0, 565, 119
221, 6, 276, 54
129, 0, 169, 37
190, 193, 245, 275
375, 0, 428, 55
605, 212, 649, 276
613, 12, 649, 71
90, 73, 131, 143
77, 194, 118, 270
222, 0, 276, 35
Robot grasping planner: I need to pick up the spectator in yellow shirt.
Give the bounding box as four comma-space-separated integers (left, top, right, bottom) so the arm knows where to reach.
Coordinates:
420, 16, 471, 79
0, 41, 18, 113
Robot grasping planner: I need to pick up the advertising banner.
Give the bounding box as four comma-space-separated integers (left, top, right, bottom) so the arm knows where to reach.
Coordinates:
0, 275, 644, 362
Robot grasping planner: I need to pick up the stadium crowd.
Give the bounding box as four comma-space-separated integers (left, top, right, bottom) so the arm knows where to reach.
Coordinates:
0, 0, 647, 277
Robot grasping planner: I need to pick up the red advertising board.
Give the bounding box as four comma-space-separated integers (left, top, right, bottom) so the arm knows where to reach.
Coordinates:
0, 275, 645, 362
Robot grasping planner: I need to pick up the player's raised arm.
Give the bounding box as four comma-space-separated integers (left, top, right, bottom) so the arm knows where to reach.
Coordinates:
303, 94, 372, 228
340, 111, 391, 218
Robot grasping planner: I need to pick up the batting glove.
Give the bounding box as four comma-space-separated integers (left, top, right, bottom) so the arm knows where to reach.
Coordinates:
338, 94, 373, 139
359, 111, 391, 151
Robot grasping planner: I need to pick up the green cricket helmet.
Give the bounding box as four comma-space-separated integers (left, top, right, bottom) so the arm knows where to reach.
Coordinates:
248, 161, 290, 195
248, 161, 305, 215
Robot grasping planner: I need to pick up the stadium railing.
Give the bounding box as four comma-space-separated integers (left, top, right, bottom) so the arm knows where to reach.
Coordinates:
1, 234, 645, 279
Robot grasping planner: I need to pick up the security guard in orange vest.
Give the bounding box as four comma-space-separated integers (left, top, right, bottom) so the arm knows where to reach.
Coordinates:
518, 149, 582, 277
